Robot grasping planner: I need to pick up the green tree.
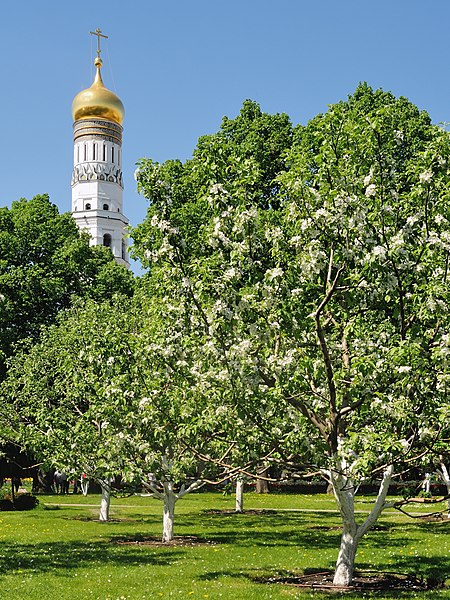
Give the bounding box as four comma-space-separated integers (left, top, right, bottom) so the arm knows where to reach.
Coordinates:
0, 194, 134, 376
132, 100, 293, 267
1, 295, 251, 535
0, 194, 134, 484
133, 87, 450, 585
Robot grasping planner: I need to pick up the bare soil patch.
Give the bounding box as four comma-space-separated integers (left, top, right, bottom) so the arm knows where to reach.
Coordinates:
112, 535, 217, 547
258, 570, 446, 592
204, 509, 276, 516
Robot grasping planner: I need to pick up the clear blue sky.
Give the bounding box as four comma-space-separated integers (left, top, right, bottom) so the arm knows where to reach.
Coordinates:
1, 0, 449, 248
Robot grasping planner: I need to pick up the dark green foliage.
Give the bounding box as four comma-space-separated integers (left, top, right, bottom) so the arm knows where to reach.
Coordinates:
0, 194, 134, 374
14, 493, 39, 511
132, 100, 293, 267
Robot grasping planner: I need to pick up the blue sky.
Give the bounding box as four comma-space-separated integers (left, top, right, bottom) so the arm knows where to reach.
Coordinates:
1, 0, 449, 257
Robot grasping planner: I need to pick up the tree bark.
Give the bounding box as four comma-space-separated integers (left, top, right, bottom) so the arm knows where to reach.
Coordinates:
438, 462, 450, 518
330, 461, 393, 586
255, 464, 270, 493
162, 481, 176, 542
330, 467, 358, 586
99, 479, 111, 522
80, 477, 89, 496
235, 478, 244, 513
333, 523, 358, 586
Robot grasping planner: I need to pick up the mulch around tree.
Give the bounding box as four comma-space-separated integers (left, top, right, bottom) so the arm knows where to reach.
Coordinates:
257, 570, 446, 592
112, 535, 217, 547
204, 509, 276, 515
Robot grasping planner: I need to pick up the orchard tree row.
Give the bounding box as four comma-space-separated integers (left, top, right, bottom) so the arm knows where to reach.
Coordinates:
1, 84, 450, 586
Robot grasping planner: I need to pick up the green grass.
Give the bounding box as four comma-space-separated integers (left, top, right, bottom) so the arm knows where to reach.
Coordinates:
1, 492, 449, 599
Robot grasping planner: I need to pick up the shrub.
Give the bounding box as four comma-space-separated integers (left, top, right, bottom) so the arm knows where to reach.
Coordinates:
14, 494, 39, 511
0, 499, 14, 511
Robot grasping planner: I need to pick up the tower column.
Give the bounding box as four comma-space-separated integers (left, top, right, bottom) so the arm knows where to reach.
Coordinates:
71, 31, 129, 268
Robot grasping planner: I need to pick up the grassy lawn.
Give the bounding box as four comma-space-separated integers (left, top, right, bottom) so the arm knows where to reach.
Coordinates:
0, 491, 449, 599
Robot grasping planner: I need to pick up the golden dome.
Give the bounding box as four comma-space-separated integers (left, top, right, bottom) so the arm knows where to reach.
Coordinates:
72, 57, 124, 125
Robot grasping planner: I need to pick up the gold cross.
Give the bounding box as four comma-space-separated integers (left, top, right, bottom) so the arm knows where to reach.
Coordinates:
90, 28, 108, 58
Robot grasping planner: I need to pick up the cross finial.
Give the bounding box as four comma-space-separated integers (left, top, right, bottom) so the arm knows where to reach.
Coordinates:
90, 28, 108, 58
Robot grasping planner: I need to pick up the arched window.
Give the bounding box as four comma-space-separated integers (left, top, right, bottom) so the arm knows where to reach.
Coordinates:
112, 147, 115, 163
103, 144, 106, 161
85, 203, 91, 210
103, 203, 109, 211
103, 233, 112, 248
122, 239, 126, 260
93, 143, 97, 160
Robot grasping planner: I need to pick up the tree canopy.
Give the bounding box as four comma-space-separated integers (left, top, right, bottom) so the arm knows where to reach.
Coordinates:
0, 194, 134, 374
132, 87, 450, 584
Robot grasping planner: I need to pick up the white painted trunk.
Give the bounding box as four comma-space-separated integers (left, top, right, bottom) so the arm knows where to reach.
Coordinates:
162, 482, 176, 542
331, 469, 358, 586
235, 479, 244, 513
99, 479, 111, 522
330, 461, 393, 586
438, 463, 450, 517
81, 479, 89, 496
333, 524, 358, 586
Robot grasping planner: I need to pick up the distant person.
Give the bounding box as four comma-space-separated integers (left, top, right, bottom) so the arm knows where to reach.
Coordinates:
54, 470, 68, 494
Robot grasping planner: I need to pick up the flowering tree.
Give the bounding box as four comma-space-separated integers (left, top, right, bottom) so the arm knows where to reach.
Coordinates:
134, 87, 450, 585
1, 294, 259, 538
1, 299, 136, 520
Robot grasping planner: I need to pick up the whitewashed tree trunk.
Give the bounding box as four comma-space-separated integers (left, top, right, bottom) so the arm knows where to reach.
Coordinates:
331, 467, 358, 586
235, 478, 244, 513
162, 481, 176, 542
330, 461, 393, 586
146, 477, 204, 543
99, 478, 112, 522
438, 462, 450, 518
80, 477, 89, 496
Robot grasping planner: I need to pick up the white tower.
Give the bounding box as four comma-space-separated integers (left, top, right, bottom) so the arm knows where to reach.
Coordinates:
71, 29, 129, 268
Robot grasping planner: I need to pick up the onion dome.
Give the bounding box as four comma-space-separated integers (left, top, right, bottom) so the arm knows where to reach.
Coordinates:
72, 57, 124, 125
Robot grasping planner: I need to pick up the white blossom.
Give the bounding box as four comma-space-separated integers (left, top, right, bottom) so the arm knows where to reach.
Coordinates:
394, 130, 404, 144
419, 170, 433, 183
365, 183, 376, 197
265, 267, 284, 281
372, 245, 387, 260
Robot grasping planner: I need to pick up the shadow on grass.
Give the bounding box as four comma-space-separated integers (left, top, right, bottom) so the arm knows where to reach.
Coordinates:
199, 559, 450, 597
190, 511, 414, 551
194, 517, 450, 595
0, 540, 184, 577
359, 555, 450, 582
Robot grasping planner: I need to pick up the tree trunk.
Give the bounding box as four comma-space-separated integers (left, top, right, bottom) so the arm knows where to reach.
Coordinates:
330, 468, 358, 586
32, 469, 53, 493
255, 464, 270, 493
80, 477, 89, 496
162, 482, 176, 542
99, 479, 111, 522
330, 461, 393, 586
235, 478, 244, 513
438, 462, 450, 518
333, 522, 359, 585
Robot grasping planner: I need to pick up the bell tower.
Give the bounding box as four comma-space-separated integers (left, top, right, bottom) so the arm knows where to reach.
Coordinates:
71, 29, 129, 268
